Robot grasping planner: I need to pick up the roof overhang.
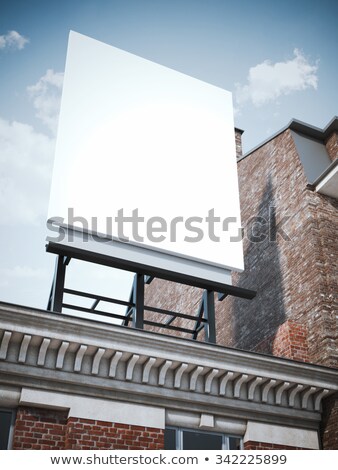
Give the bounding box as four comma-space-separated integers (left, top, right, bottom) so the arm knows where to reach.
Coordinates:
314, 159, 338, 199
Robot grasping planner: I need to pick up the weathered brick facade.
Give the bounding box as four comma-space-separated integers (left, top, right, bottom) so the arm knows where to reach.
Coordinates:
325, 131, 338, 162
12, 407, 164, 450
320, 392, 338, 450
144, 123, 338, 449
145, 128, 337, 368
13, 407, 68, 450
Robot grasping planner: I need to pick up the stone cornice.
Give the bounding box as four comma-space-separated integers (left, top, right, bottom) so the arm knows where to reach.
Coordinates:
0, 302, 337, 429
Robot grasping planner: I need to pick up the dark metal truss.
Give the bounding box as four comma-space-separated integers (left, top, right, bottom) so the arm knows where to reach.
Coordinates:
46, 251, 255, 344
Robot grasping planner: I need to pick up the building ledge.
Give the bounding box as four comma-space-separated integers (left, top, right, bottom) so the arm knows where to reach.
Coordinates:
0, 301, 337, 430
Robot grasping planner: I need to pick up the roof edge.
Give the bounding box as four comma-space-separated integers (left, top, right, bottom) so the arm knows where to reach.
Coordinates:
239, 116, 338, 163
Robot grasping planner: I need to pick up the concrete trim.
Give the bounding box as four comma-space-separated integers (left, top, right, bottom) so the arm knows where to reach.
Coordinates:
0, 303, 337, 432
0, 386, 20, 407
20, 388, 165, 429
244, 421, 319, 449
0, 302, 336, 384
166, 409, 246, 435
199, 413, 214, 428
315, 162, 338, 199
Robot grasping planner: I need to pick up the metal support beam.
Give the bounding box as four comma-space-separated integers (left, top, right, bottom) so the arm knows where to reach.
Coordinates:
46, 245, 256, 343
217, 292, 228, 301
91, 298, 100, 310
124, 280, 135, 326
50, 255, 66, 312
144, 275, 154, 284
132, 273, 144, 329
46, 241, 256, 299
192, 297, 205, 340
203, 290, 216, 344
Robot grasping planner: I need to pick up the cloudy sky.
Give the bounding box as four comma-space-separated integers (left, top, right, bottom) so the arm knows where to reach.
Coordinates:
0, 0, 337, 311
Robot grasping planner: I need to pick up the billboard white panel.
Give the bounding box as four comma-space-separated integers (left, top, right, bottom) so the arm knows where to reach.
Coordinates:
48, 31, 244, 279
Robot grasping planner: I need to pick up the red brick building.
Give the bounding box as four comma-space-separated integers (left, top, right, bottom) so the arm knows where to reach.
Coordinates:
0, 117, 337, 451
144, 116, 338, 449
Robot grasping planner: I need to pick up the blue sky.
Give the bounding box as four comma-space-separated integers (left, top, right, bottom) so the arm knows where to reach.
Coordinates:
0, 0, 337, 310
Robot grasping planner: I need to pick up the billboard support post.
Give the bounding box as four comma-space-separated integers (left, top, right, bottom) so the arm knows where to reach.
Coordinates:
132, 273, 145, 330
47, 255, 67, 313
46, 245, 255, 344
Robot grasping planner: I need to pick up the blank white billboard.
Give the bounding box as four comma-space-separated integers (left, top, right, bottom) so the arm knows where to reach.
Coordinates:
48, 31, 244, 281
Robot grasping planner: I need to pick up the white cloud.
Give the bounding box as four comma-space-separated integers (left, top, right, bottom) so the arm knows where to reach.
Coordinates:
0, 30, 29, 51
0, 117, 55, 225
0, 70, 64, 226
235, 49, 318, 107
27, 69, 64, 134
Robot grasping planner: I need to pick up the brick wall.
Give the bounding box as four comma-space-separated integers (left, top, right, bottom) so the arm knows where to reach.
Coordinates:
12, 407, 68, 450
144, 127, 338, 449
255, 320, 309, 362
221, 129, 337, 366
325, 131, 338, 162
320, 393, 338, 450
145, 128, 337, 366
12, 407, 164, 450
65, 419, 163, 450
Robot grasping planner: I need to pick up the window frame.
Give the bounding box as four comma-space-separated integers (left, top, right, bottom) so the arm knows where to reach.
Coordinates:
0, 408, 16, 450
165, 426, 243, 450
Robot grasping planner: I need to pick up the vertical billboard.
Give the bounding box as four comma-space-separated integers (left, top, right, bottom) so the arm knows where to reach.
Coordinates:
47, 31, 244, 284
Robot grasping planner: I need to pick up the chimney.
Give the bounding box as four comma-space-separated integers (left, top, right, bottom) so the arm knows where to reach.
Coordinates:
234, 127, 244, 161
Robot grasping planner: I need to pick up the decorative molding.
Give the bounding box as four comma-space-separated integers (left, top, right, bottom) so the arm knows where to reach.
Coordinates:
234, 374, 250, 398
74, 345, 87, 372
289, 384, 304, 407
142, 357, 156, 384
302, 387, 318, 409
174, 363, 188, 388
262, 379, 277, 403
0, 303, 337, 429
314, 389, 330, 411
109, 351, 123, 378
275, 381, 291, 405
37, 338, 51, 367
18, 335, 31, 363
56, 341, 70, 369
205, 369, 219, 394
189, 366, 204, 391
126, 354, 140, 381
0, 331, 11, 360
159, 360, 172, 386
92, 348, 105, 375
219, 371, 236, 396
248, 377, 264, 401
199, 413, 214, 428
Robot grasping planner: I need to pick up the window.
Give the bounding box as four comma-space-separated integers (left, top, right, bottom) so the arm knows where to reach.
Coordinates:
164, 427, 242, 450
0, 410, 14, 450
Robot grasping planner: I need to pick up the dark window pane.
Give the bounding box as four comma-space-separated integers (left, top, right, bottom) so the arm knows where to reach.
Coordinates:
0, 411, 12, 450
183, 430, 222, 450
164, 428, 176, 450
229, 437, 241, 450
